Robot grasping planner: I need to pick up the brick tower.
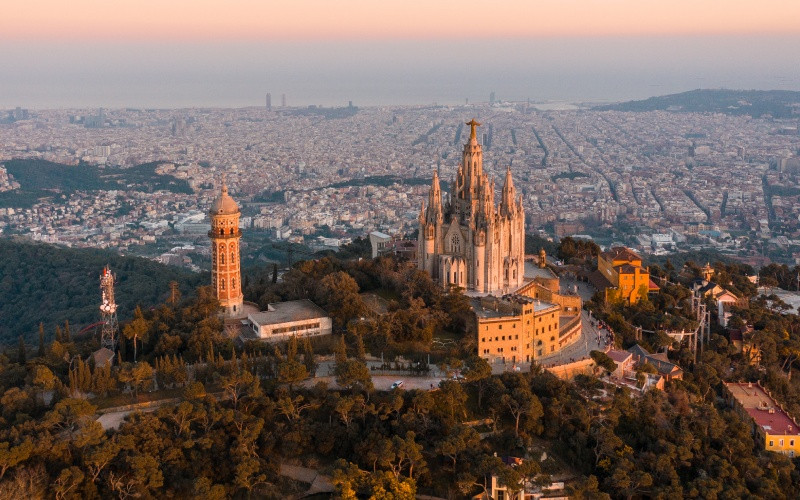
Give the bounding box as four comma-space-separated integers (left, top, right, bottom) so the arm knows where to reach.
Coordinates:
209, 181, 244, 316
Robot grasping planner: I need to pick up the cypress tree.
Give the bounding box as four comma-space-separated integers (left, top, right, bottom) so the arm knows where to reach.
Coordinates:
302, 337, 316, 376
17, 336, 26, 365
272, 263, 278, 284
38, 323, 45, 358
64, 320, 71, 343
356, 334, 366, 362
55, 325, 62, 343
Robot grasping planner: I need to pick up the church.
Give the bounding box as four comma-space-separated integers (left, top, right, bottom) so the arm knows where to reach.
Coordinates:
418, 119, 525, 294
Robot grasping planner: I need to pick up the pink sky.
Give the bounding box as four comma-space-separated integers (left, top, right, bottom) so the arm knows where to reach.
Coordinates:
6, 0, 800, 40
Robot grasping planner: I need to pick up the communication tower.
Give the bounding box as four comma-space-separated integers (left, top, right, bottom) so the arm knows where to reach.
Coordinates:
99, 266, 119, 351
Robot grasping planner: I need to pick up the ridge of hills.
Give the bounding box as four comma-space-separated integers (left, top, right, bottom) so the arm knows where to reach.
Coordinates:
594, 88, 800, 118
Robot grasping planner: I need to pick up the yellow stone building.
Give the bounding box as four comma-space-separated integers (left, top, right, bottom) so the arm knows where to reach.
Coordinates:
596, 247, 652, 304
726, 382, 800, 457
475, 295, 561, 364
475, 257, 584, 365
209, 182, 244, 316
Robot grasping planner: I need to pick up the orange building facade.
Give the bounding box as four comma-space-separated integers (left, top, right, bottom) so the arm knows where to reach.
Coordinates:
597, 247, 651, 304
475, 295, 562, 364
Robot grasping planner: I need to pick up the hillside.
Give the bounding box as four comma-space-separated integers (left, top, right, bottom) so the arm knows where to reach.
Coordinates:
595, 89, 800, 118
0, 238, 206, 344
0, 159, 193, 208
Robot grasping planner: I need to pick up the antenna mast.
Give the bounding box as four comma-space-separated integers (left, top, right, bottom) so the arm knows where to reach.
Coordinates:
99, 266, 119, 351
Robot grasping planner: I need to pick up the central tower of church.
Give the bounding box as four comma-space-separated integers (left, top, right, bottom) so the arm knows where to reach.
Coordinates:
418, 119, 525, 294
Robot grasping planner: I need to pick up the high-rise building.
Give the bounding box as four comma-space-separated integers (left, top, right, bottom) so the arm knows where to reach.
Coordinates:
209, 181, 244, 316
489, 91, 495, 105
266, 93, 272, 111
281, 94, 287, 108
418, 119, 525, 294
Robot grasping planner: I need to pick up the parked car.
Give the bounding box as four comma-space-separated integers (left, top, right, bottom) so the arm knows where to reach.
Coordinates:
390, 380, 404, 390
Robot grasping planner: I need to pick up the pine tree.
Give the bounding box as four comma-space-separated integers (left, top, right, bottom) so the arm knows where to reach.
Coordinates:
17, 336, 26, 365
38, 323, 45, 358
64, 320, 71, 343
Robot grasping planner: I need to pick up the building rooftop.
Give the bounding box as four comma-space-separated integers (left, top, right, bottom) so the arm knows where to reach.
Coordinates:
601, 246, 642, 263
471, 295, 557, 319
607, 349, 633, 364
524, 261, 557, 281
727, 382, 800, 436
248, 299, 329, 326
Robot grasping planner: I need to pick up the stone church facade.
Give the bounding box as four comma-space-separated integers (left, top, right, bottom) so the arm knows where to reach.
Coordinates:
418, 119, 525, 294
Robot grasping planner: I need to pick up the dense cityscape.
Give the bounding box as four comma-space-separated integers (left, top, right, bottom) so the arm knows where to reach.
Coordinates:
2, 100, 799, 268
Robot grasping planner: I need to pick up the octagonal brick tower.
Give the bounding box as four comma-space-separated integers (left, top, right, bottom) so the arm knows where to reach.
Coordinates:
209, 181, 244, 316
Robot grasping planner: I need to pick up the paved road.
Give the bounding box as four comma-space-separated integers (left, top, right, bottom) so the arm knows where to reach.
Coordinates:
97, 406, 159, 430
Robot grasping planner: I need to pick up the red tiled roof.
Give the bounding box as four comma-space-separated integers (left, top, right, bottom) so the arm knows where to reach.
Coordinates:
727, 383, 800, 436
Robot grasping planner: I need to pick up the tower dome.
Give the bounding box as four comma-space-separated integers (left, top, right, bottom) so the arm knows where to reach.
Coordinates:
210, 182, 239, 215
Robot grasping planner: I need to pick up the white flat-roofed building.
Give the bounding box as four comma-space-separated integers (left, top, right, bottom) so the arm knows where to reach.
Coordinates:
245, 299, 332, 342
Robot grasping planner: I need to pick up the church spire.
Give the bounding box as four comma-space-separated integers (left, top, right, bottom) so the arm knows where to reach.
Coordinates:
501, 166, 516, 216
425, 168, 443, 223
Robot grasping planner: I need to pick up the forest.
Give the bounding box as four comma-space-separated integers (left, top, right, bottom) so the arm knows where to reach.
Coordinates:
0, 238, 205, 344
0, 243, 798, 497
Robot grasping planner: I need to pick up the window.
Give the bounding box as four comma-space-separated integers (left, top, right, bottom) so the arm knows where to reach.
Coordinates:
515, 335, 518, 340
499, 325, 502, 330
232, 278, 236, 290
481, 338, 485, 343
769, 440, 773, 447
502, 336, 505, 341
791, 440, 795, 446
220, 279, 226, 290
779, 439, 784, 447
220, 253, 225, 265
231, 252, 236, 264
451, 234, 460, 253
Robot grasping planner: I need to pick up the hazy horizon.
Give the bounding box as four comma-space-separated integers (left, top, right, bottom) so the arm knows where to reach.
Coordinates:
1, 35, 798, 110
3, 1, 799, 110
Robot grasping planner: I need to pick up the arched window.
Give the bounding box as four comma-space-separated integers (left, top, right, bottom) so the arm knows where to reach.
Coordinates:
220, 279, 226, 290
219, 228, 224, 236
220, 252, 225, 265
230, 252, 236, 264
451, 234, 460, 254
231, 277, 236, 290
229, 228, 235, 235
